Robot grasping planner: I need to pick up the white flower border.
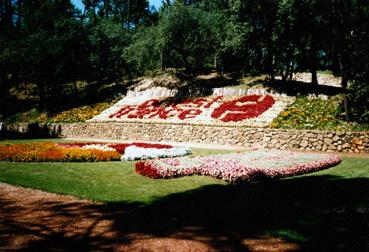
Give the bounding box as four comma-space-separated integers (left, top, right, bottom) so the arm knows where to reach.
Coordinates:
81, 144, 116, 152
122, 146, 192, 161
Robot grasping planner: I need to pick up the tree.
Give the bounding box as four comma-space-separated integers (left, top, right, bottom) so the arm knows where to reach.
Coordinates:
1, 0, 89, 106
346, 0, 369, 122
111, 0, 150, 28
158, 2, 215, 74
123, 25, 162, 75
87, 19, 131, 82
272, 0, 300, 81
328, 0, 366, 121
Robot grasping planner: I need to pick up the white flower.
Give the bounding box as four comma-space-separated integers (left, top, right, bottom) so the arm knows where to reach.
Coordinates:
82, 144, 116, 152
122, 146, 191, 161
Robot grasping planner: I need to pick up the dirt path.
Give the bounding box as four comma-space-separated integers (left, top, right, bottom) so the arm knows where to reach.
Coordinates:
0, 182, 299, 251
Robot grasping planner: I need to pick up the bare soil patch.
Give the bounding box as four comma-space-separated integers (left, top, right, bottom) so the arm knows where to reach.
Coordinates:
0, 182, 299, 251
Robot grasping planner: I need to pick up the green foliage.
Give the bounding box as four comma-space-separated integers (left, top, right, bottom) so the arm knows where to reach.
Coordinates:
349, 76, 369, 123
271, 96, 369, 131
347, 4, 369, 122
123, 26, 162, 75
87, 19, 131, 82
158, 2, 216, 72
0, 0, 89, 105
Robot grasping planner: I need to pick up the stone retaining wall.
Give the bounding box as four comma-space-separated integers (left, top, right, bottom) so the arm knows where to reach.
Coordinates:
3, 123, 369, 153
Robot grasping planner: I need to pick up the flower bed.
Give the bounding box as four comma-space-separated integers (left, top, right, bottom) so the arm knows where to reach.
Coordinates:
135, 150, 342, 182
0, 142, 121, 162
122, 146, 191, 161
90, 94, 294, 127
57, 142, 173, 154
0, 142, 186, 162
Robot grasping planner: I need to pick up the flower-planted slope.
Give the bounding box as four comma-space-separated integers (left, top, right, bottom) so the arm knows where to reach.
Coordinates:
90, 93, 294, 127
135, 150, 342, 182
0, 142, 191, 162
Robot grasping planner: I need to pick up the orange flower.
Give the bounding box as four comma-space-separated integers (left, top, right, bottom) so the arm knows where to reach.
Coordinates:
0, 142, 121, 162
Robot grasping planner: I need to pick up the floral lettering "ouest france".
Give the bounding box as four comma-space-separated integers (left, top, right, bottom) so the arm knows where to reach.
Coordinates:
108, 95, 276, 122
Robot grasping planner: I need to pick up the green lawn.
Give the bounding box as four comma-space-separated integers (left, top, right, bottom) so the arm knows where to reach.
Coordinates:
0, 159, 226, 203
0, 140, 368, 250
0, 143, 232, 203
0, 154, 368, 204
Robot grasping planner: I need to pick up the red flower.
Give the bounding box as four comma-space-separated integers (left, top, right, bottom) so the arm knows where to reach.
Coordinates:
211, 95, 275, 122
178, 109, 202, 120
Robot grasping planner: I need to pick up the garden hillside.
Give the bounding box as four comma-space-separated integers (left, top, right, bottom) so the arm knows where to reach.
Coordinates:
1, 0, 369, 127
2, 73, 369, 132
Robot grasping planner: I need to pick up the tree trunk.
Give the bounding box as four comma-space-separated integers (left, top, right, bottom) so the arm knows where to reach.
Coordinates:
126, 0, 130, 29
310, 35, 318, 85
37, 84, 47, 107
73, 81, 79, 94
81, 8, 87, 25
281, 71, 287, 82
5, 0, 13, 27
311, 68, 318, 85
338, 51, 350, 121
17, 0, 22, 27
160, 49, 164, 71
266, 49, 275, 82
180, 51, 192, 76
104, 0, 109, 19
341, 75, 350, 121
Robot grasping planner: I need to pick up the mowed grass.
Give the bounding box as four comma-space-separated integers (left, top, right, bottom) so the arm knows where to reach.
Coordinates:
0, 142, 231, 203
0, 161, 227, 203
0, 141, 367, 203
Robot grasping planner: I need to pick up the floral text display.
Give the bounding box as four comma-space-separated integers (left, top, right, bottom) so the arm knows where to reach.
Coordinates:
91, 95, 294, 127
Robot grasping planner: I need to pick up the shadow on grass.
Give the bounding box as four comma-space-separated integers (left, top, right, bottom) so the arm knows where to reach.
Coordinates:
1, 175, 368, 251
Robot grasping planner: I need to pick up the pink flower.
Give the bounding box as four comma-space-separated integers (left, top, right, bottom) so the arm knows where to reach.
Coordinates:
135, 150, 342, 182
